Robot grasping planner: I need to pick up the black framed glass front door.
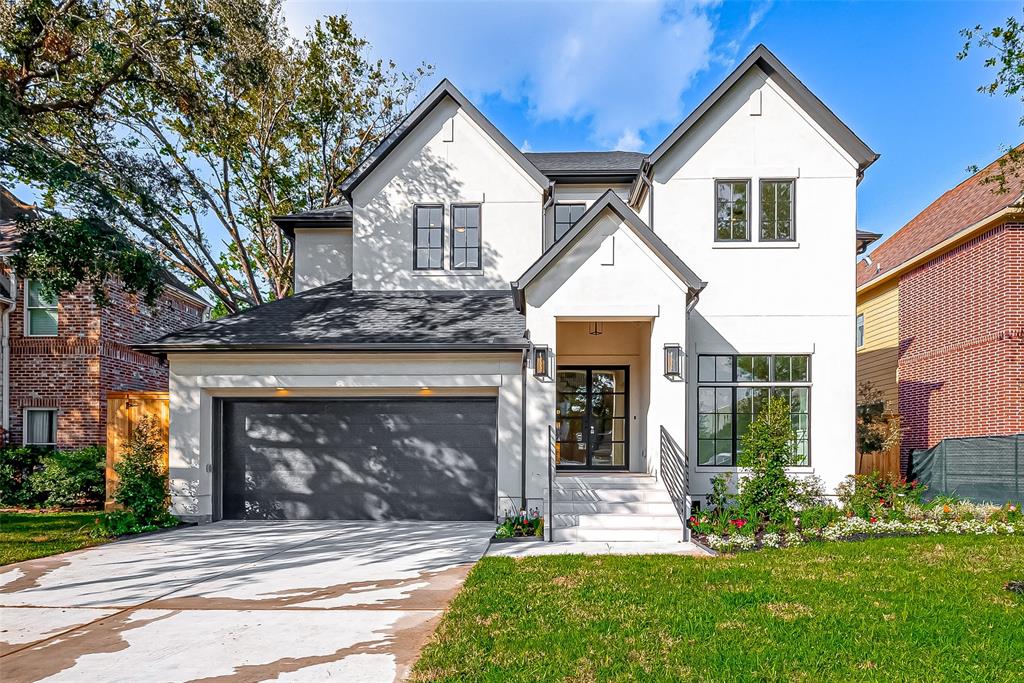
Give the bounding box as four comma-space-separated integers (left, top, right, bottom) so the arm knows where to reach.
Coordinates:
555, 366, 628, 470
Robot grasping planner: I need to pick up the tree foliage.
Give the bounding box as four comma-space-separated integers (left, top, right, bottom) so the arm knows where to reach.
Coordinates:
855, 381, 901, 458
737, 395, 800, 525
1, 1, 429, 313
959, 10, 1024, 194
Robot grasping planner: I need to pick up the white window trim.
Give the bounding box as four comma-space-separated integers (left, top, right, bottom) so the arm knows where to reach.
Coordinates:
24, 279, 58, 337
23, 407, 58, 447
856, 313, 865, 348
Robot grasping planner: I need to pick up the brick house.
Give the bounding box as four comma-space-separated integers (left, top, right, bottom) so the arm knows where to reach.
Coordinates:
856, 151, 1024, 473
0, 188, 208, 448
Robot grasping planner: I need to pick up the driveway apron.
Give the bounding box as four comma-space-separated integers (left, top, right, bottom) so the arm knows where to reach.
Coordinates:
0, 521, 493, 682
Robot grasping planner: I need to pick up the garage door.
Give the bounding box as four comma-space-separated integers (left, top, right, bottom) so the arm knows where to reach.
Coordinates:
219, 398, 497, 521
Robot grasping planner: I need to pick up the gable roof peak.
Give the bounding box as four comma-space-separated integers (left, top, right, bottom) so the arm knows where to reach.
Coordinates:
340, 78, 548, 198
646, 43, 878, 174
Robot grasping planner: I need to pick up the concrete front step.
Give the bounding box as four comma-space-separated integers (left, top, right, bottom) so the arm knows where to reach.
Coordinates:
552, 500, 679, 515
554, 514, 685, 530
552, 526, 686, 543
554, 475, 660, 489
553, 487, 674, 504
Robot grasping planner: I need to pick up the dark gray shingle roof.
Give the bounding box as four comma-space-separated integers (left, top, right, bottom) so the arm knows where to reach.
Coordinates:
525, 151, 646, 175
137, 278, 527, 353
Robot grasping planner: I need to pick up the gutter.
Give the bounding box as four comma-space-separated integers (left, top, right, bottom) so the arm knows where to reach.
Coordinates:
134, 341, 530, 358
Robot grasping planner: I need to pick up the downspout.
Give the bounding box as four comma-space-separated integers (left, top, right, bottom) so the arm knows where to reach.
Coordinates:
542, 181, 555, 248
520, 332, 531, 512
640, 170, 655, 230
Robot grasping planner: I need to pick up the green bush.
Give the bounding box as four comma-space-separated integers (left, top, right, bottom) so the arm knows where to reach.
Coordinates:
0, 446, 47, 507
28, 446, 105, 508
737, 395, 802, 526
111, 417, 173, 525
798, 504, 842, 531
836, 471, 925, 520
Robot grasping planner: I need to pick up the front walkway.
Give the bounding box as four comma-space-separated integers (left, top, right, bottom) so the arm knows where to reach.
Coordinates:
0, 521, 493, 682
487, 540, 710, 557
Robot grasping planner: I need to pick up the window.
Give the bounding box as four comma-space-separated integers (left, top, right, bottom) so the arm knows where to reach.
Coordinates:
715, 180, 750, 241
414, 205, 444, 269
554, 203, 586, 241
26, 280, 58, 336
697, 353, 811, 467
451, 204, 481, 269
760, 179, 795, 241
856, 314, 865, 348
24, 409, 57, 447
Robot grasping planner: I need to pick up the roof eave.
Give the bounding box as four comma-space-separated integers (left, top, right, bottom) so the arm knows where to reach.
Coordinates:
136, 341, 530, 358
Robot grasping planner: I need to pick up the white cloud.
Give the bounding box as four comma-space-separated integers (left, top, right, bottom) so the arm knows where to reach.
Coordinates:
283, 1, 751, 150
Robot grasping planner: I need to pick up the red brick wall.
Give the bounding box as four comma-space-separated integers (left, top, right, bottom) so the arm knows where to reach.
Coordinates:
898, 221, 1024, 471
4, 275, 204, 448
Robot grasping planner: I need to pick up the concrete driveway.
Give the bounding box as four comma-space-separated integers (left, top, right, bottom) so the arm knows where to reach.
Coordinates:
0, 521, 493, 682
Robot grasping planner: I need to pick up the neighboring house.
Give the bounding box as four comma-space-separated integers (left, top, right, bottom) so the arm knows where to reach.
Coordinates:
140, 44, 877, 540
856, 151, 1024, 473
0, 188, 209, 448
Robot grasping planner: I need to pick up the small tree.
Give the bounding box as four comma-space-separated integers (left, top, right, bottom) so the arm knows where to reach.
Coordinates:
737, 395, 800, 525
113, 417, 170, 524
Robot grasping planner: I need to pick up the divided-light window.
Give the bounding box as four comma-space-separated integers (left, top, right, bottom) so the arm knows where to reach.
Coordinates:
554, 203, 586, 241
414, 205, 444, 269
696, 354, 811, 467
760, 179, 795, 241
451, 204, 481, 269
715, 180, 750, 241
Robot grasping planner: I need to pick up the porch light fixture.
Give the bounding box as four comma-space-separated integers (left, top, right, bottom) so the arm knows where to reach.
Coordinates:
533, 345, 552, 381
663, 343, 683, 380
588, 322, 604, 336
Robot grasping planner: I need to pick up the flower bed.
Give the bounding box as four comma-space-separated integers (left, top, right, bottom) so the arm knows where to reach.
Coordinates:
494, 508, 544, 540
692, 489, 1022, 553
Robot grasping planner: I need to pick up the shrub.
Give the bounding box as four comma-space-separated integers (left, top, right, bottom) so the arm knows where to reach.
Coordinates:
111, 417, 173, 525
28, 446, 105, 508
495, 508, 543, 538
798, 504, 842, 531
737, 395, 801, 525
707, 472, 735, 512
837, 472, 925, 519
0, 446, 46, 507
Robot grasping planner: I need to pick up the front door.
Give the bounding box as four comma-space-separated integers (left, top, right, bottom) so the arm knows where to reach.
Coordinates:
555, 367, 629, 470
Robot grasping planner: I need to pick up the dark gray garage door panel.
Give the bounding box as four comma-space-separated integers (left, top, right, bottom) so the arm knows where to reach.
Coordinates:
220, 398, 497, 521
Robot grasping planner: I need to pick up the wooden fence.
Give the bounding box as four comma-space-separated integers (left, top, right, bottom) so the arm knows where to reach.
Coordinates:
105, 391, 169, 510
856, 442, 901, 476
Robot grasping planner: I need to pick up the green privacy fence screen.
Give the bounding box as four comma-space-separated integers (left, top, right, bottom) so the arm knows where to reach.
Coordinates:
908, 434, 1023, 504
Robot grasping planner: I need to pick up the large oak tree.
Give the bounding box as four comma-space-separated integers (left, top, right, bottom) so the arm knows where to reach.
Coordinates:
1, 0, 429, 313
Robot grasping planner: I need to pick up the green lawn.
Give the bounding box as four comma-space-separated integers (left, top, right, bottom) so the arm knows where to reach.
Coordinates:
414, 535, 1024, 682
0, 511, 108, 565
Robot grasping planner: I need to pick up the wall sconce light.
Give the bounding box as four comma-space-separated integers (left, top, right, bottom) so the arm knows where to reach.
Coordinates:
533, 344, 552, 381
663, 343, 683, 380
588, 322, 604, 336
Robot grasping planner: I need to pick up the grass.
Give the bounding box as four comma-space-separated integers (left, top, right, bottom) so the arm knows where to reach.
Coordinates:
414, 535, 1024, 682
0, 511, 108, 565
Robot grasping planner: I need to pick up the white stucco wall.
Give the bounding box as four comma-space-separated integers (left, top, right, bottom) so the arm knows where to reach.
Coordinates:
523, 208, 690, 500
650, 67, 859, 496
293, 228, 353, 292
166, 352, 523, 521
351, 98, 544, 291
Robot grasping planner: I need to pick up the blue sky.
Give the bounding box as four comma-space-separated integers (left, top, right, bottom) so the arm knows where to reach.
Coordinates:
285, 0, 1023, 244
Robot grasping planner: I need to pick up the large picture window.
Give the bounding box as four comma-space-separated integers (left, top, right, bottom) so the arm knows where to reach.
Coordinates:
451, 204, 481, 269
715, 180, 750, 241
697, 353, 810, 467
760, 179, 795, 241
414, 205, 444, 269
554, 203, 586, 241
26, 280, 58, 336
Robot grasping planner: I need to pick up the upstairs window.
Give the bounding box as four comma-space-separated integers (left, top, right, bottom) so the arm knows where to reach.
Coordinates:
26, 280, 58, 336
697, 353, 811, 467
856, 314, 865, 348
554, 203, 586, 241
760, 179, 795, 241
414, 205, 444, 269
451, 204, 481, 270
715, 180, 750, 241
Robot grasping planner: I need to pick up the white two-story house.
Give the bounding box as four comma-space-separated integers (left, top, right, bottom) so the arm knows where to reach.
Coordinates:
141, 45, 877, 542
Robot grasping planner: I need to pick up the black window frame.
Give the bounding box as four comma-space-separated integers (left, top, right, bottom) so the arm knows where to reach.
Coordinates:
450, 203, 482, 271
759, 178, 796, 242
413, 204, 445, 270
696, 353, 811, 468
856, 313, 865, 348
554, 202, 586, 241
714, 179, 751, 242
